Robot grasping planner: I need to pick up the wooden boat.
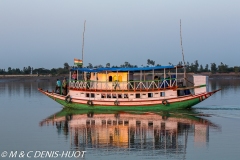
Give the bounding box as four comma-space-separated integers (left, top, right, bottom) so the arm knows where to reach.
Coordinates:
38, 65, 220, 111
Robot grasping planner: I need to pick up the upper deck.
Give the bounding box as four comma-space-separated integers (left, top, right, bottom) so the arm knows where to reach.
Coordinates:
69, 66, 183, 91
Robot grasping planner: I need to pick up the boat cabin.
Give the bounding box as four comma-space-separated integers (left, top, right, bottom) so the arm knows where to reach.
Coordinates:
67, 66, 208, 101
69, 66, 181, 90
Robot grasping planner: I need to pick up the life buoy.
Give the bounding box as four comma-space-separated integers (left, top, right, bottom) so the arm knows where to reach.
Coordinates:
114, 100, 119, 106
87, 100, 93, 106
162, 99, 169, 106
65, 96, 72, 103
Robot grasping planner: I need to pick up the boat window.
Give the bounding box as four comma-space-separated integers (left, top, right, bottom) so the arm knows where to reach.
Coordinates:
148, 93, 153, 98
86, 93, 89, 97
107, 94, 112, 98
124, 94, 128, 98
101, 94, 106, 98
136, 93, 140, 98
118, 94, 122, 98
177, 90, 184, 96
91, 93, 95, 98
160, 92, 165, 97
109, 76, 113, 82
112, 94, 117, 98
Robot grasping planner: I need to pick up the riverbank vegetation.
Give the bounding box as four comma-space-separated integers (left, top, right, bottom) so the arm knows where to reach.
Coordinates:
0, 60, 239, 75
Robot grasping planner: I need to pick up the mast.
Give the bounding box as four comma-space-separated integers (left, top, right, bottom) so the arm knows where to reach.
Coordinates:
180, 19, 187, 87
82, 20, 86, 80
82, 20, 86, 68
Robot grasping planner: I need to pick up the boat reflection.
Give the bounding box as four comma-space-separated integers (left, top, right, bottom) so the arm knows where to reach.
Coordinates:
40, 109, 220, 155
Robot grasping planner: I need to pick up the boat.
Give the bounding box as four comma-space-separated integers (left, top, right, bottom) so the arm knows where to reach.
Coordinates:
39, 109, 220, 153
38, 65, 220, 111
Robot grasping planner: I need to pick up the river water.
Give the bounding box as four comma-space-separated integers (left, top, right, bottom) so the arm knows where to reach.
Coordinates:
0, 79, 239, 160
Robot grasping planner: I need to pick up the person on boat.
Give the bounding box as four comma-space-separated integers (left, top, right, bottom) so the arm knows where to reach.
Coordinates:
62, 77, 68, 96
113, 80, 120, 90
72, 71, 77, 81
55, 79, 62, 94
153, 75, 159, 89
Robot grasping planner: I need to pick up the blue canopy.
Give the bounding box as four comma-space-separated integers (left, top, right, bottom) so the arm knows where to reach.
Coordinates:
70, 66, 180, 73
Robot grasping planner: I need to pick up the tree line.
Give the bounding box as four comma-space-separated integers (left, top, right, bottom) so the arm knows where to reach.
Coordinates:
178, 60, 239, 74
0, 63, 70, 75
0, 59, 239, 75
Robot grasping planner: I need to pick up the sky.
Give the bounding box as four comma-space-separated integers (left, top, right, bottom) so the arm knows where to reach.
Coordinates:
0, 0, 240, 70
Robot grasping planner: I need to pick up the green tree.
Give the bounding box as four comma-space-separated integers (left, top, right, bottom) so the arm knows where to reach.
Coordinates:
64, 63, 70, 70
50, 68, 57, 75
218, 62, 228, 73
106, 63, 110, 68
186, 62, 190, 73
194, 60, 199, 73
204, 64, 209, 72
8, 67, 12, 74
94, 65, 103, 68
147, 59, 155, 66
211, 63, 217, 74
199, 65, 203, 72
234, 66, 239, 73
87, 63, 93, 68
189, 63, 195, 72
120, 62, 131, 68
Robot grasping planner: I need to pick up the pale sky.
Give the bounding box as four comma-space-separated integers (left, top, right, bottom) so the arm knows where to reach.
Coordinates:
0, 0, 240, 70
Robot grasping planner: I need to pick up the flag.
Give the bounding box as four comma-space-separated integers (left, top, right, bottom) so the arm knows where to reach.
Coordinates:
74, 58, 83, 66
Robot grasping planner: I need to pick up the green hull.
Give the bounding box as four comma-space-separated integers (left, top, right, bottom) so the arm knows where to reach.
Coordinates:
47, 95, 200, 111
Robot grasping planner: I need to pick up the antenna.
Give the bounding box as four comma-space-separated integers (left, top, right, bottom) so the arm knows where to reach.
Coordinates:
82, 20, 86, 67
180, 19, 187, 86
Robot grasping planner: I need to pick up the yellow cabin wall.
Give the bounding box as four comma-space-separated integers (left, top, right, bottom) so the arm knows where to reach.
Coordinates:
91, 72, 128, 82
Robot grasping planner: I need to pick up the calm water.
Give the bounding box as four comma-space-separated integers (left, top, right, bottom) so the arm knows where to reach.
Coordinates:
0, 79, 240, 160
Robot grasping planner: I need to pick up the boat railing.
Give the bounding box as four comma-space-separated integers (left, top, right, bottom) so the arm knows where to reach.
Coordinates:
69, 78, 184, 91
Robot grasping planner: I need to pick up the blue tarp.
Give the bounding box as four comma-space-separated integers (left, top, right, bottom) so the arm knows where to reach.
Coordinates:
70, 66, 180, 73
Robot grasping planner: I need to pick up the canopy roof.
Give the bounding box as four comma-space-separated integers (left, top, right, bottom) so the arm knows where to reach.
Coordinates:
71, 66, 182, 73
